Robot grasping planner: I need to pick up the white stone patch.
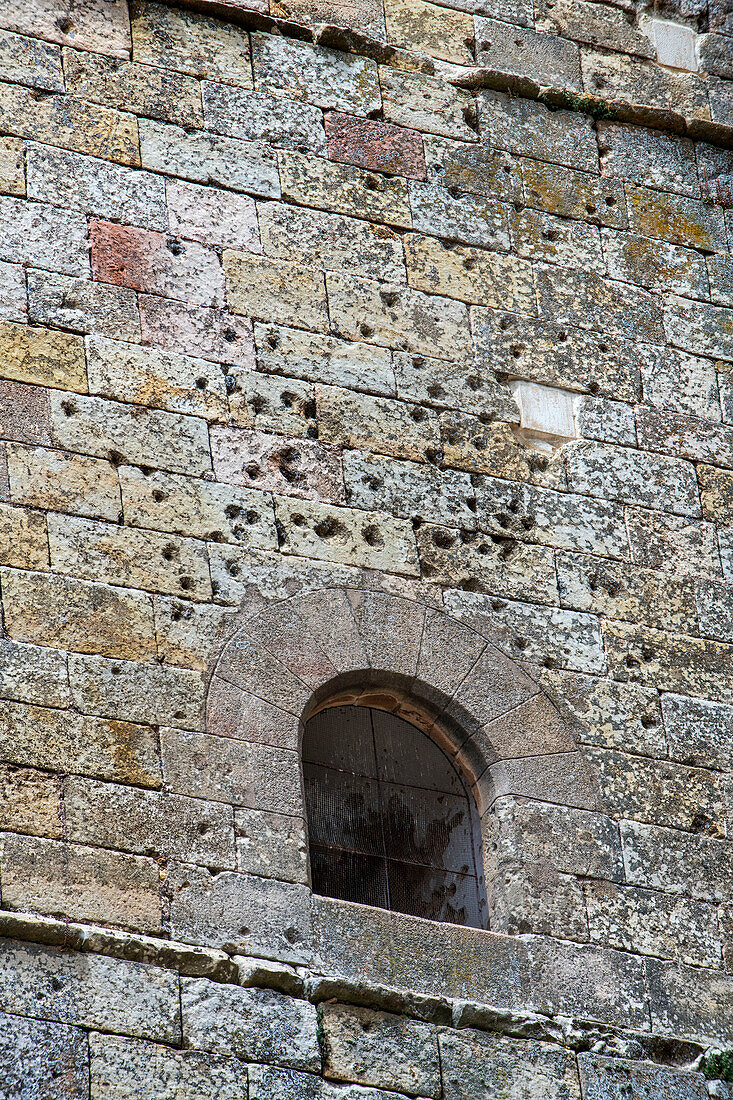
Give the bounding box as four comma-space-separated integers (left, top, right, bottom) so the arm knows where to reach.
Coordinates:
510, 380, 577, 451
640, 15, 698, 71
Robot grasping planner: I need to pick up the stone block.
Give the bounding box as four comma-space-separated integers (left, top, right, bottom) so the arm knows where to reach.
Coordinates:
289, 587, 369, 675
478, 89, 598, 172
0, 1010, 88, 1099
535, 264, 665, 343
638, 405, 733, 468
665, 295, 733, 362
168, 863, 312, 963
408, 180, 510, 251
244, 598, 339, 688
49, 391, 212, 477
699, 464, 733, 524
161, 728, 301, 815
0, 320, 86, 391
223, 249, 328, 333
119, 466, 276, 549
0, 637, 69, 708
258, 201, 405, 283
647, 957, 733, 1045
603, 228, 710, 297
48, 513, 212, 602
622, 819, 733, 902
564, 440, 700, 516
86, 334, 228, 421
404, 233, 533, 313
476, 17, 582, 89
182, 978, 319, 1070
0, 763, 61, 837
709, 252, 733, 308
424, 135, 521, 203
153, 596, 239, 672
252, 34, 380, 114
585, 880, 721, 969
489, 750, 601, 812
228, 372, 317, 437
236, 808, 308, 883
0, 503, 48, 570
139, 118, 279, 197
537, 0, 654, 55
3, 0, 131, 55
206, 677, 301, 749
131, 0, 255, 83
327, 272, 470, 359
578, 1054, 706, 1100
0, 939, 180, 1041
322, 1003, 440, 1096
0, 28, 62, 91
0, 136, 24, 197
278, 151, 411, 228
65, 775, 235, 868
641, 347, 720, 421
270, 0, 385, 34
215, 632, 312, 715
212, 424, 344, 504
254, 322, 394, 396
662, 692, 733, 770
582, 49, 710, 122
1, 567, 156, 661
521, 157, 627, 228
599, 122, 699, 197
343, 450, 476, 530
626, 505, 721, 579
207, 545, 361, 607
347, 587, 426, 677
69, 652, 205, 729
326, 112, 425, 180
90, 1032, 247, 1100
0, 832, 162, 933
381, 67, 477, 141
696, 576, 733, 642
0, 260, 26, 323
316, 383, 440, 462
627, 183, 728, 252
0, 82, 139, 166
440, 1029, 581, 1100
394, 348, 518, 421
167, 179, 260, 251
27, 271, 141, 343
512, 379, 576, 442
203, 82, 326, 154
510, 207, 604, 271
275, 495, 419, 575
66, 49, 203, 130
384, 0, 473, 62
539, 670, 664, 755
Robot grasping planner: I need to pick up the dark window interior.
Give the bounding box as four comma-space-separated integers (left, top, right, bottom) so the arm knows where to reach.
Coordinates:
302, 704, 488, 928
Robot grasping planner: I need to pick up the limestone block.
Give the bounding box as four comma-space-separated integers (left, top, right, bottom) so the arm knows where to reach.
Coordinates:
404, 233, 533, 313
131, 0, 255, 83
511, 207, 604, 272
86, 334, 228, 421
0, 28, 62, 91
511, 380, 575, 442
167, 179, 260, 252
539, 670, 664, 755
0, 136, 24, 196
206, 677, 301, 749
119, 466, 276, 549
709, 73, 733, 124
275, 496, 419, 575
182, 979, 319, 1070
627, 183, 728, 252
605, 619, 733, 698
0, 833, 163, 933
224, 250, 328, 333
710, 528, 733, 584
236, 808, 308, 883
580, 1054, 706, 1100
0, 1011, 88, 1100
394, 348, 519, 422
289, 587, 369, 675
347, 587, 426, 677
599, 122, 699, 197
666, 294, 733, 361
581, 49, 710, 121
1, 568, 156, 661
0, 503, 48, 569
384, 0, 473, 63
48, 513, 212, 601
0, 763, 62, 837
254, 323, 395, 396
380, 67, 477, 141
0, 637, 69, 708
0, 82, 139, 166
525, 938, 649, 1027
50, 391, 211, 477
343, 450, 476, 530
535, 264, 665, 343
647, 957, 733, 1045
641, 347, 720, 421
626, 505, 722, 579
424, 136, 521, 202
65, 776, 235, 868
585, 881, 721, 970
709, 253, 733, 308
699, 464, 733, 523
564, 440, 700, 515
68, 652, 205, 729
441, 411, 540, 483
271, 0, 385, 33
153, 596, 238, 672
244, 598, 339, 688
0, 939, 180, 1041
168, 863, 312, 962
212, 424, 343, 504
140, 294, 255, 371
278, 151, 411, 228
409, 180, 510, 251
90, 1033, 247, 1100
316, 383, 440, 461
252, 34, 380, 114
573, 394, 637, 446
417, 522, 559, 604
209, 546, 361, 605
476, 17, 582, 89
326, 113, 425, 180
215, 632, 312, 715
663, 692, 733, 769
443, 638, 538, 733
638, 405, 733, 469
440, 1029, 581, 1100
603, 228, 710, 297
699, 29, 733, 76
203, 82, 326, 154
696, 576, 733, 642
139, 118, 279, 198
161, 729, 301, 815
1, 0, 131, 55
27, 271, 141, 343
249, 1064, 395, 1100
521, 157, 627, 228
537, 0, 654, 56
478, 89, 598, 172
0, 261, 25, 323
322, 1003, 439, 1096
0, 321, 86, 392
622, 819, 733, 902
327, 273, 470, 359
445, 589, 606, 674
64, 49, 203, 128
226, 372, 316, 437
26, 143, 166, 230
258, 201, 405, 284
489, 749, 601, 812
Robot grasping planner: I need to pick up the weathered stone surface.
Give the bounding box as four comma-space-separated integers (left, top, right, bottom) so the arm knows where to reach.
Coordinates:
627, 183, 728, 252
578, 1054, 706, 1100
64, 48, 203, 127
665, 294, 733, 362
605, 618, 733, 698
255, 323, 394, 396
603, 228, 710, 297
563, 440, 700, 516
224, 249, 329, 333
182, 979, 319, 1070
229, 372, 317, 437
404, 233, 532, 313
478, 89, 598, 172
322, 1003, 440, 1096
535, 264, 665, 343
3, 0, 131, 55
622, 819, 733, 902
278, 151, 411, 228
27, 270, 140, 343
394, 349, 518, 422
381, 67, 476, 141
167, 178, 260, 252
409, 181, 510, 251
662, 692, 733, 769
424, 135, 521, 202
582, 49, 710, 121
90, 1032, 248, 1100
0, 941, 180, 1043
0, 762, 61, 837
641, 347, 720, 421
203, 82, 326, 154
539, 670, 665, 755
626, 506, 721, 582
0, 260, 26, 323
7, 441, 119, 521
0, 502, 48, 569
385, 0, 473, 63
0, 136, 24, 197
317, 384, 439, 462
0, 1011, 89, 1100
131, 0, 255, 83
511, 206, 605, 272
0, 637, 69, 708
647, 957, 733, 1045
140, 118, 279, 198
476, 18, 582, 89
599, 122, 699, 197
236, 807, 308, 883
212, 425, 342, 505
440, 1028, 581, 1100
326, 112, 425, 180
69, 652, 205, 729
0, 320, 86, 390
252, 34, 380, 114
344, 450, 475, 530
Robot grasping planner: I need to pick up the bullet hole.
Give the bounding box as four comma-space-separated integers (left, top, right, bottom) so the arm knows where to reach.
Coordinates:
60, 400, 76, 416
594, 75, 607, 89
425, 446, 442, 465
477, 541, 490, 554
641, 646, 655, 661
245, 462, 260, 479
508, 497, 520, 513
195, 377, 208, 390
280, 391, 297, 408
478, 411, 493, 425
467, 375, 482, 391
245, 510, 260, 526
140, 466, 154, 477
208, 530, 223, 543
362, 524, 384, 547
521, 516, 535, 530
691, 812, 711, 834
491, 598, 505, 610
250, 394, 266, 414
223, 328, 238, 342
171, 609, 183, 622
445, 431, 459, 446
607, 583, 619, 598
586, 203, 597, 215
211, 580, 220, 595
495, 511, 509, 527
431, 162, 444, 174
589, 577, 599, 592
291, 513, 308, 528
225, 504, 241, 519
360, 323, 373, 338
599, 342, 609, 353
380, 289, 399, 307
410, 406, 427, 422
463, 255, 477, 272
543, 656, 556, 668
284, 926, 302, 944
111, 665, 122, 676
306, 425, 319, 439
227, 561, 240, 575
51, 975, 65, 991
412, 357, 425, 371
198, 822, 210, 835
513, 201, 525, 213
480, 39, 492, 49
411, 516, 423, 530
459, 577, 481, 591
152, 489, 167, 503
303, 399, 317, 419
466, 496, 477, 512
432, 529, 454, 549
314, 517, 344, 539
514, 636, 527, 650
557, 331, 568, 343
267, 331, 280, 349
162, 544, 177, 561
543, 228, 560, 242
166, 239, 184, 255
108, 450, 124, 466
502, 164, 512, 174
605, 195, 617, 207
641, 715, 658, 729
56, 15, 73, 33
427, 383, 445, 399
471, 436, 486, 451
462, 105, 479, 132
224, 374, 237, 394
588, 381, 600, 395
499, 317, 512, 331
365, 174, 383, 191
447, 186, 462, 200
511, 344, 523, 359
625, 654, 640, 669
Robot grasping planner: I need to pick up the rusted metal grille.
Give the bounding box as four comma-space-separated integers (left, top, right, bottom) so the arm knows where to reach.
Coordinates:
303, 705, 487, 928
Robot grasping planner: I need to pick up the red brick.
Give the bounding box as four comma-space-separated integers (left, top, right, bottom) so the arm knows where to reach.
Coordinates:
324, 112, 426, 180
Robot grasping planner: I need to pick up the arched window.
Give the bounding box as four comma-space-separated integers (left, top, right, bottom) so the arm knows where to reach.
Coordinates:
302, 704, 487, 929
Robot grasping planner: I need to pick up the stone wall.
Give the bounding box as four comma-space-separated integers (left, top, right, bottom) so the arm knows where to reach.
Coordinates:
1, 0, 733, 1094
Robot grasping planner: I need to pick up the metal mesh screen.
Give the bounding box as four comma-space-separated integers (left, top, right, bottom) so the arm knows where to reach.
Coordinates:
302, 705, 487, 929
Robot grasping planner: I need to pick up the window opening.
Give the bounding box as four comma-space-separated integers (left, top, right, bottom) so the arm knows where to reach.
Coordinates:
302, 704, 487, 928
